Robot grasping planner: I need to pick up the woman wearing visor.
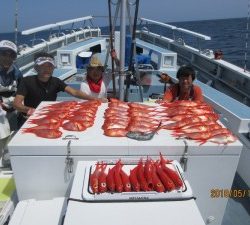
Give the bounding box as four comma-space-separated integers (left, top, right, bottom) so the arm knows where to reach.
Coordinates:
14, 52, 107, 125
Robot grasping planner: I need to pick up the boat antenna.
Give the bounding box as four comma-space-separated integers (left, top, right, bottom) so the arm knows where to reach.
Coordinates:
244, 0, 250, 72
14, 0, 18, 46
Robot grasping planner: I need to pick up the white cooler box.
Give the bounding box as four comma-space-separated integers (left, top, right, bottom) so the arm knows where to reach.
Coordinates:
63, 161, 206, 225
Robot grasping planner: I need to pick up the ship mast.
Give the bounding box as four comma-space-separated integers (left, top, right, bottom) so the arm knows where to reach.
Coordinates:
14, 0, 18, 46
118, 0, 127, 101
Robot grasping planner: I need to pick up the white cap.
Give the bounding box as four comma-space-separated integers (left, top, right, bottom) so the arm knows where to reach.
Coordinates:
35, 57, 55, 66
0, 40, 17, 54
78, 51, 92, 58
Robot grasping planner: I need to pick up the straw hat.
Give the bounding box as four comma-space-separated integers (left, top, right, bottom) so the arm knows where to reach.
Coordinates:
89, 55, 103, 67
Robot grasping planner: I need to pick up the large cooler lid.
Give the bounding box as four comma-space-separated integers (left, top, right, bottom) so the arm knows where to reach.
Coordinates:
8, 102, 242, 156
64, 199, 205, 225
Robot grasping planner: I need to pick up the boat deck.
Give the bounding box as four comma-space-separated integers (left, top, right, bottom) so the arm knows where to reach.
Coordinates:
222, 173, 250, 225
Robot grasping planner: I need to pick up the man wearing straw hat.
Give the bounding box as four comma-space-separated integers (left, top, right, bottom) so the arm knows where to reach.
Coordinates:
80, 52, 119, 99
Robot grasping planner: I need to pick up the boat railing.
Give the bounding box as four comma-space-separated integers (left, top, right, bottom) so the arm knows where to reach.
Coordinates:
139, 17, 211, 52
17, 16, 101, 73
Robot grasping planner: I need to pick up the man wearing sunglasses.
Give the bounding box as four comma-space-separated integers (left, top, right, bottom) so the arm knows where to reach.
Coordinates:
0, 40, 22, 166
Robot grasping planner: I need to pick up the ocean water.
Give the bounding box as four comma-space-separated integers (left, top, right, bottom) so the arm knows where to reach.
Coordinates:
0, 17, 249, 69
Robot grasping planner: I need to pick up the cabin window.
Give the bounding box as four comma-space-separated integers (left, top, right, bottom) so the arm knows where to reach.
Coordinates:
61, 54, 71, 66
163, 56, 174, 67
90, 44, 101, 53
136, 46, 143, 54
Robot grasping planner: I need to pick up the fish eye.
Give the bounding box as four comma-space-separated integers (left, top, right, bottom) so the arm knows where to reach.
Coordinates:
157, 183, 162, 187
101, 183, 106, 187
127, 184, 131, 188
94, 184, 98, 188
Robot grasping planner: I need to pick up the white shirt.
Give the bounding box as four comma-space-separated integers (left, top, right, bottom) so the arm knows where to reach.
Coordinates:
80, 73, 112, 98
0, 107, 10, 140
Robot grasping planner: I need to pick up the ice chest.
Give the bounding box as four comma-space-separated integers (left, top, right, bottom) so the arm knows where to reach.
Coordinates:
63, 161, 205, 225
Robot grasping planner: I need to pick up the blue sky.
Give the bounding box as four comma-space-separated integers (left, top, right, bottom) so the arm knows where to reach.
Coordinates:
0, 0, 247, 33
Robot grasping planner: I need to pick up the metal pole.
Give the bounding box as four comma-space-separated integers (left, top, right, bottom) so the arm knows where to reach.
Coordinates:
108, 0, 116, 97
14, 0, 18, 46
244, 0, 250, 72
124, 0, 140, 101
119, 0, 127, 101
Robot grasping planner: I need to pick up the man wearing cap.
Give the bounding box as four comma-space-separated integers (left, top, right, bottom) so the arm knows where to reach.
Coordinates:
13, 52, 107, 125
0, 40, 22, 166
80, 52, 119, 98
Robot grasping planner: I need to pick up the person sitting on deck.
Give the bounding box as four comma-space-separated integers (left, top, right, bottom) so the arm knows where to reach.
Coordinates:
13, 52, 107, 125
0, 40, 22, 167
160, 65, 203, 102
80, 50, 119, 99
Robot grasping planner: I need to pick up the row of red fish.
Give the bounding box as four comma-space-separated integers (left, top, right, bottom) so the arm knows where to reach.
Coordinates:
102, 99, 237, 145
90, 154, 183, 194
22, 100, 101, 138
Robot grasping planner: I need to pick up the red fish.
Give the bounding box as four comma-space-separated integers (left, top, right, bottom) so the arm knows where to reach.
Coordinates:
114, 160, 123, 192
103, 128, 128, 137
90, 162, 103, 194
144, 157, 154, 190
160, 154, 183, 189
98, 163, 108, 193
23, 121, 61, 130
120, 167, 131, 192
152, 164, 165, 192
62, 121, 87, 131
137, 160, 150, 191
28, 116, 61, 125
129, 166, 140, 192
22, 128, 62, 139
155, 162, 175, 191
106, 167, 116, 192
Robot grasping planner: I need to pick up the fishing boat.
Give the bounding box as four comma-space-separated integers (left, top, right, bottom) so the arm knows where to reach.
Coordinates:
0, 1, 249, 225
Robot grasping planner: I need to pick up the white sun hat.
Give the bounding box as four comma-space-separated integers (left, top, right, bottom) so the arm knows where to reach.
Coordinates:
34, 57, 55, 67
0, 40, 17, 54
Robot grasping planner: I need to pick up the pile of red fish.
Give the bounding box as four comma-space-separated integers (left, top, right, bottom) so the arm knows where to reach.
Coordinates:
22, 100, 101, 139
90, 154, 183, 194
102, 98, 237, 145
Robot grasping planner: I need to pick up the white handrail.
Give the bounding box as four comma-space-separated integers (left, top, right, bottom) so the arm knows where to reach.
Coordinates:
21, 16, 93, 35
56, 16, 93, 26
140, 17, 211, 41
22, 24, 57, 35
176, 28, 211, 40
140, 17, 176, 30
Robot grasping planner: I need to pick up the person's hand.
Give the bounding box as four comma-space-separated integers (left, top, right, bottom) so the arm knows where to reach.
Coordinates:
160, 73, 172, 83
27, 108, 36, 116
111, 49, 117, 59
99, 98, 108, 103
155, 99, 164, 104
